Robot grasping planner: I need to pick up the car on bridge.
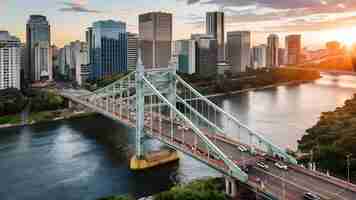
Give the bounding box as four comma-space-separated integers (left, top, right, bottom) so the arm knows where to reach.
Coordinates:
303, 192, 321, 200
275, 162, 288, 170
256, 161, 269, 170
238, 145, 249, 152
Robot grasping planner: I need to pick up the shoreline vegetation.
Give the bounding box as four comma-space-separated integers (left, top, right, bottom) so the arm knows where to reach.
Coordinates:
97, 178, 227, 200
180, 67, 321, 97
298, 93, 356, 182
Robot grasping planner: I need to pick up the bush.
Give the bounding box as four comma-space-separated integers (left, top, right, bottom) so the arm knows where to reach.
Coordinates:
154, 178, 226, 200
28, 90, 65, 112
0, 88, 27, 116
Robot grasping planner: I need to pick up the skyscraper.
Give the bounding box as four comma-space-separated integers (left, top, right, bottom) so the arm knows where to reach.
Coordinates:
88, 20, 128, 80
252, 45, 267, 69
191, 34, 217, 77
227, 31, 251, 73
206, 11, 224, 61
0, 31, 21, 90
267, 34, 279, 67
127, 33, 139, 71
33, 41, 52, 81
26, 15, 51, 82
285, 34, 302, 65
139, 12, 172, 69
175, 39, 196, 75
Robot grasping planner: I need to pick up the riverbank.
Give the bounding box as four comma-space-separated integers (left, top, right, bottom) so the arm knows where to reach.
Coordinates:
205, 79, 313, 98
298, 93, 356, 183
0, 110, 96, 129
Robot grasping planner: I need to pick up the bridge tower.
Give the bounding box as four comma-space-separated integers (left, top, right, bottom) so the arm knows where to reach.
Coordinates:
131, 50, 180, 169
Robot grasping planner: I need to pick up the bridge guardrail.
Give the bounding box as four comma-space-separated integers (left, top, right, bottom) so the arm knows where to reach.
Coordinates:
288, 165, 356, 193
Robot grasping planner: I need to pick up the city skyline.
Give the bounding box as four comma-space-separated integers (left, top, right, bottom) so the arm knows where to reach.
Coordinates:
2, 0, 356, 49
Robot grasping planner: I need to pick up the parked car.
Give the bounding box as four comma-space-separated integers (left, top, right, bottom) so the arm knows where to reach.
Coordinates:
256, 161, 269, 170
275, 162, 288, 170
303, 192, 321, 200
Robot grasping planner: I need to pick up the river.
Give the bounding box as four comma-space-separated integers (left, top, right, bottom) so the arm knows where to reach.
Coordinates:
0, 74, 355, 200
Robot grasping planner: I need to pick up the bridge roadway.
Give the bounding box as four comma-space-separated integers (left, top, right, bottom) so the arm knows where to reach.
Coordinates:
60, 89, 356, 200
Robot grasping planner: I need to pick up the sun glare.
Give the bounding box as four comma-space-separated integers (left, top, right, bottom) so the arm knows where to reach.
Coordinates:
321, 26, 356, 48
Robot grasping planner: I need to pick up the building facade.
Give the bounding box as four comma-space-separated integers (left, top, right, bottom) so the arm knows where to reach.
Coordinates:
26, 15, 51, 83
252, 45, 267, 69
267, 34, 279, 67
286, 34, 302, 65
191, 34, 217, 77
175, 39, 196, 74
206, 11, 224, 61
139, 12, 172, 69
127, 33, 139, 71
278, 48, 286, 66
33, 41, 52, 81
0, 31, 21, 90
88, 20, 128, 80
227, 31, 251, 73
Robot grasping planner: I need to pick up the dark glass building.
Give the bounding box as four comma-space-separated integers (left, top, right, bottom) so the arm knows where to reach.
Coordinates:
87, 20, 127, 80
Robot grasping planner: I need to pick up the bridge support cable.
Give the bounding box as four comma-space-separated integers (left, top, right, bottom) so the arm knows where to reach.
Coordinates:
142, 76, 248, 183
176, 75, 297, 164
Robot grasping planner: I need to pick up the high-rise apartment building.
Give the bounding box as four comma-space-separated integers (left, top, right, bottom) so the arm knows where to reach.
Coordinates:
267, 34, 279, 67
26, 15, 51, 82
227, 31, 251, 73
33, 41, 52, 81
0, 31, 21, 90
206, 11, 224, 61
175, 39, 196, 74
191, 34, 217, 77
278, 48, 286, 66
59, 41, 89, 85
286, 34, 302, 65
87, 20, 128, 80
139, 12, 172, 69
252, 45, 267, 69
127, 33, 139, 71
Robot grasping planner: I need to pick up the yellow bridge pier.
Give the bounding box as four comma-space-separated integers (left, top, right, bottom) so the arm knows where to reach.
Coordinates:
130, 150, 180, 170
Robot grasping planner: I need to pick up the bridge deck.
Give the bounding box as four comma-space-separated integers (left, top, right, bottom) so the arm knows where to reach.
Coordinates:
61, 89, 356, 200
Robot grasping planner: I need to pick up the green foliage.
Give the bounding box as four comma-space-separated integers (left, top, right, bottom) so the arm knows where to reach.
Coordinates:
0, 88, 27, 116
97, 195, 134, 200
154, 178, 226, 200
25, 89, 65, 112
0, 115, 21, 125
298, 94, 356, 180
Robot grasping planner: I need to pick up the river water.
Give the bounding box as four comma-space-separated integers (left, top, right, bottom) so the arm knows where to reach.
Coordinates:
0, 74, 355, 200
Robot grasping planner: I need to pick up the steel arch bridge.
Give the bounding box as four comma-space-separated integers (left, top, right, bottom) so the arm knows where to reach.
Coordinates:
59, 57, 356, 200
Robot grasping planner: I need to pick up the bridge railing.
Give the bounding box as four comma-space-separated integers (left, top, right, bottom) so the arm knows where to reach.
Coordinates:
175, 75, 297, 164
141, 75, 249, 183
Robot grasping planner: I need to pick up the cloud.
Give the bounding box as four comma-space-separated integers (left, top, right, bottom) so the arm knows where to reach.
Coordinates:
58, 1, 101, 13
181, 0, 356, 32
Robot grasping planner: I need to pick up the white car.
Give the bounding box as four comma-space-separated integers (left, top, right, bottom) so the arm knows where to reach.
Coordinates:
275, 162, 288, 170
238, 145, 248, 152
256, 161, 269, 170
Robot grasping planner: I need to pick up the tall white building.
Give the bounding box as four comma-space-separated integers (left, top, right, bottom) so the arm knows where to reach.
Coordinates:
127, 33, 139, 71
267, 34, 279, 67
227, 31, 251, 73
0, 31, 21, 90
252, 45, 267, 69
60, 41, 89, 85
33, 41, 52, 82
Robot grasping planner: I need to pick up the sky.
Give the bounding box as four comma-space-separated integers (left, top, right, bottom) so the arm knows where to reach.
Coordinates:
2, 0, 356, 49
